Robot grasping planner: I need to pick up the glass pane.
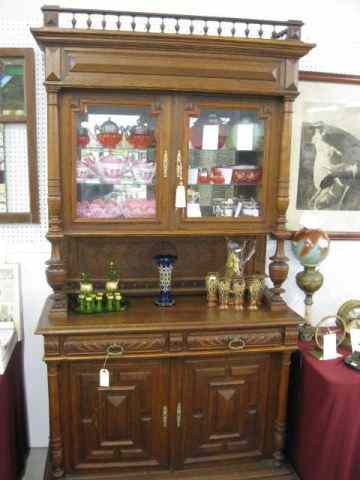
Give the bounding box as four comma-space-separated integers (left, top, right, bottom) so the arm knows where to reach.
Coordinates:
0, 58, 25, 116
76, 105, 157, 220
0, 123, 30, 213
0, 124, 6, 212
186, 108, 264, 219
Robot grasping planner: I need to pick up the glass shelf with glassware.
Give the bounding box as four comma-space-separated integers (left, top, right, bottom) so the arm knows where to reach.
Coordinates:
186, 184, 261, 219
75, 105, 158, 220
185, 108, 264, 220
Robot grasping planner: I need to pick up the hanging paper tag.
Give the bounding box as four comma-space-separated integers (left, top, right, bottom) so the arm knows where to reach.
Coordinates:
202, 125, 219, 150
99, 368, 110, 387
187, 203, 202, 218
322, 333, 337, 360
236, 124, 254, 151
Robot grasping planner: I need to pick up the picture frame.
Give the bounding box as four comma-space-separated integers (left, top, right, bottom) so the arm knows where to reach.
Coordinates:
0, 48, 39, 223
0, 262, 22, 340
287, 71, 360, 239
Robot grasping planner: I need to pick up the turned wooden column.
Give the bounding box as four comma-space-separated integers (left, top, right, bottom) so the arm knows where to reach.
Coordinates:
46, 85, 67, 317
47, 363, 64, 478
273, 351, 292, 466
269, 97, 294, 309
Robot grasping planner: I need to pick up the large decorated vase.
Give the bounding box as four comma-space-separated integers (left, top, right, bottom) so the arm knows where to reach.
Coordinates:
153, 255, 177, 307
291, 228, 330, 267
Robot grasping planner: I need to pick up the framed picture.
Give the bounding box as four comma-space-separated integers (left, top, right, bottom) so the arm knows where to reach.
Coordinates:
287, 71, 360, 239
0, 263, 22, 340
0, 48, 39, 223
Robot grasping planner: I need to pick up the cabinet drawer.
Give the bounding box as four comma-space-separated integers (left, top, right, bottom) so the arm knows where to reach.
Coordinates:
63, 333, 167, 356
186, 329, 283, 351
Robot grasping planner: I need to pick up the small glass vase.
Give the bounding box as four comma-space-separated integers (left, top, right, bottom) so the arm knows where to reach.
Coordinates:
153, 255, 177, 307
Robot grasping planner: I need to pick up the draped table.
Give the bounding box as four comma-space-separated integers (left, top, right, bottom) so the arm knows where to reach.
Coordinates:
288, 342, 360, 480
0, 342, 29, 480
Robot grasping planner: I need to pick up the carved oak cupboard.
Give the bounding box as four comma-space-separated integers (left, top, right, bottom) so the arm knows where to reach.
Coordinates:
32, 6, 314, 480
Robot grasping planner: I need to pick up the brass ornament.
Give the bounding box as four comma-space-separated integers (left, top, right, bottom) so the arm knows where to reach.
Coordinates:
218, 277, 231, 310
233, 278, 246, 311
246, 275, 264, 311
205, 272, 219, 307
314, 314, 346, 350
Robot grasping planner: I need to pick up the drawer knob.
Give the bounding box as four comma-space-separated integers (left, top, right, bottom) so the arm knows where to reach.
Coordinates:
106, 344, 125, 356
228, 336, 246, 350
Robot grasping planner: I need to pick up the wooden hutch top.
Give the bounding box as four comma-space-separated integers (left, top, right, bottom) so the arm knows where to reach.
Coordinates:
31, 6, 314, 314
32, 6, 314, 98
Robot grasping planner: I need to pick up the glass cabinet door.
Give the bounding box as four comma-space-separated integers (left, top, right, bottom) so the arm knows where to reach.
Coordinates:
181, 101, 268, 224
71, 97, 168, 227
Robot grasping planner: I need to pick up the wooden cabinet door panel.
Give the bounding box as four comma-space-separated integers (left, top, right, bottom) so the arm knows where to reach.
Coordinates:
174, 96, 279, 234
69, 359, 169, 473
62, 93, 172, 233
180, 354, 271, 466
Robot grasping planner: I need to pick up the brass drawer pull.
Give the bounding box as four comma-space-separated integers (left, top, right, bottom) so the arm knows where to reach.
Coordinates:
228, 337, 246, 351
106, 344, 125, 356
163, 149, 168, 179
162, 405, 168, 428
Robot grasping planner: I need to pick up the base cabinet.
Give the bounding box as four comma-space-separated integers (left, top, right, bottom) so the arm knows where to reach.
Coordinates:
51, 350, 290, 479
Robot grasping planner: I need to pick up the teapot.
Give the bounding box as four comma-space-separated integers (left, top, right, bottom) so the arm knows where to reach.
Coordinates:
126, 115, 155, 149
77, 125, 90, 148
190, 113, 228, 150
95, 118, 123, 149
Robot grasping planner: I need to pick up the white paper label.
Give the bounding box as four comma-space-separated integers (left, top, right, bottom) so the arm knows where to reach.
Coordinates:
99, 368, 110, 387
323, 333, 337, 360
188, 168, 199, 184
202, 125, 219, 150
187, 203, 202, 218
236, 124, 254, 151
350, 328, 360, 353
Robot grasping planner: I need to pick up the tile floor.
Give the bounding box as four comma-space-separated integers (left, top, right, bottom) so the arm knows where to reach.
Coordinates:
23, 448, 47, 480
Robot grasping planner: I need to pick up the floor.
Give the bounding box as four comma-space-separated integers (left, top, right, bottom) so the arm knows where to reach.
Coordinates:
23, 448, 47, 480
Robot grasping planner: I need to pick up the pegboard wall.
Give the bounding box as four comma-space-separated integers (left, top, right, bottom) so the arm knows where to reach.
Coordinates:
0, 17, 49, 253
5, 124, 30, 212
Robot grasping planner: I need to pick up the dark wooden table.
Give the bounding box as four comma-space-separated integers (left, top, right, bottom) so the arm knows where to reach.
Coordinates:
288, 343, 360, 480
0, 342, 29, 480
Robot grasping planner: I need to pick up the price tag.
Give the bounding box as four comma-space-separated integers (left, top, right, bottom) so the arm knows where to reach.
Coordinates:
235, 124, 254, 151
187, 203, 202, 218
323, 333, 337, 360
350, 328, 360, 353
202, 125, 219, 150
99, 368, 110, 387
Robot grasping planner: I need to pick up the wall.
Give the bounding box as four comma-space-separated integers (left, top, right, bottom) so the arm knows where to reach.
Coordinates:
0, 0, 359, 447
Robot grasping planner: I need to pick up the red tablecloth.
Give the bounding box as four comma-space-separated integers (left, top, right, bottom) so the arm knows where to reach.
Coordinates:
0, 342, 29, 480
289, 343, 360, 480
